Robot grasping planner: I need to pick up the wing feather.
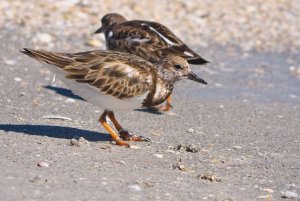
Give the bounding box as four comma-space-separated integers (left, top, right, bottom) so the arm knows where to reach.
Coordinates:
108, 21, 208, 64
21, 49, 154, 99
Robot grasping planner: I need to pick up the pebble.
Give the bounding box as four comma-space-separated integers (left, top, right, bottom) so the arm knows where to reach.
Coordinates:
177, 165, 187, 171
70, 137, 89, 147
30, 175, 48, 184
33, 33, 53, 44
281, 191, 299, 199
286, 184, 297, 188
101, 144, 111, 149
42, 115, 72, 121
14, 77, 22, 82
214, 83, 223, 87
37, 161, 49, 168
4, 59, 17, 65
257, 195, 271, 199
197, 174, 221, 182
177, 144, 199, 153
165, 149, 176, 153
187, 128, 194, 133
128, 184, 142, 192
262, 188, 274, 193
118, 160, 126, 165
153, 154, 163, 158
172, 164, 187, 171
65, 98, 76, 103
129, 145, 141, 149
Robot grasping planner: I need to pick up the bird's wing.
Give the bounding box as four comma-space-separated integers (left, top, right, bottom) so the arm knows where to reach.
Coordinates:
108, 21, 165, 50
138, 21, 184, 47
21, 49, 154, 99
109, 21, 208, 64
142, 21, 209, 64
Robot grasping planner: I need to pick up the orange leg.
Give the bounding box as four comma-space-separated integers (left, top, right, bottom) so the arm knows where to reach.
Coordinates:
158, 95, 173, 112
108, 111, 150, 142
107, 111, 123, 131
99, 111, 129, 147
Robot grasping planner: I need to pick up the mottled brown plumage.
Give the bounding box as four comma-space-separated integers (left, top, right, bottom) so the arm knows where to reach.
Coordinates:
94, 13, 209, 111
95, 13, 209, 65
22, 49, 153, 101
21, 48, 207, 147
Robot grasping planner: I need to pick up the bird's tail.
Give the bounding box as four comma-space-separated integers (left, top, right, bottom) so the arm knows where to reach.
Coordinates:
187, 56, 209, 65
166, 45, 209, 65
20, 48, 73, 69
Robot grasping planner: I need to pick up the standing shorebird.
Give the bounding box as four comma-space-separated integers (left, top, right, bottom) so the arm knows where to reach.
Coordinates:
94, 13, 209, 111
21, 48, 207, 147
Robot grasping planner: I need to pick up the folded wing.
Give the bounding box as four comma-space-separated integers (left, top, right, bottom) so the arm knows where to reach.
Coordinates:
108, 21, 208, 64
21, 49, 153, 99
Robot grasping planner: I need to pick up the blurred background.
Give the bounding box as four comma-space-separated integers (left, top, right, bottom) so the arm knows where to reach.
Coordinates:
1, 0, 299, 52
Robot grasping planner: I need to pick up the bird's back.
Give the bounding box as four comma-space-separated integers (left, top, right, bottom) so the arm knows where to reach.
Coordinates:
104, 20, 208, 65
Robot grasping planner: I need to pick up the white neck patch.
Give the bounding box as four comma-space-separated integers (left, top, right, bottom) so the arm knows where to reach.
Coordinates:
108, 31, 113, 38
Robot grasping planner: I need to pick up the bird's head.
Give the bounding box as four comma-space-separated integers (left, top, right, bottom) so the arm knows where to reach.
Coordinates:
158, 55, 207, 85
94, 13, 127, 34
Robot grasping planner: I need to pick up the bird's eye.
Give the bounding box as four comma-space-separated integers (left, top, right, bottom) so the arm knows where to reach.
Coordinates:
174, 64, 182, 70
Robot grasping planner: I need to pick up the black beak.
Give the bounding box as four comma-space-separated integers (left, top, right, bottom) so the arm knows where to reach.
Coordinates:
188, 72, 207, 85
94, 26, 103, 34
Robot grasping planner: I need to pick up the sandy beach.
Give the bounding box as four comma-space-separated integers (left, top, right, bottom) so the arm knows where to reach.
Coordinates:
0, 1, 300, 200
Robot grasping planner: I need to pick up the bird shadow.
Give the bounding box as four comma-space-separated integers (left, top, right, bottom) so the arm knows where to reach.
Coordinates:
134, 108, 163, 115
44, 85, 163, 115
43, 85, 85, 101
0, 124, 111, 142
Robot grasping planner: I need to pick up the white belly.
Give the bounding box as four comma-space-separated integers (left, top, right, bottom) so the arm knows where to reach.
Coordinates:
46, 65, 147, 111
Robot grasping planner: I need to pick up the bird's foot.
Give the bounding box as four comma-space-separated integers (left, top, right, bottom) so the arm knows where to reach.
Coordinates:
115, 138, 130, 147
156, 95, 173, 112
119, 129, 151, 142
156, 102, 173, 112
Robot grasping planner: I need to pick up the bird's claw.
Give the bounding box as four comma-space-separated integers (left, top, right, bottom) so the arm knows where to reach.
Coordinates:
119, 130, 151, 142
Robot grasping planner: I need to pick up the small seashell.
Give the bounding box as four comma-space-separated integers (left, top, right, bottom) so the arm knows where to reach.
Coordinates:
37, 161, 49, 168
153, 154, 163, 158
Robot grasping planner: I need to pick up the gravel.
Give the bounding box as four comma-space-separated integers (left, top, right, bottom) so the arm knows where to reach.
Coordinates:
0, 0, 299, 52
281, 191, 299, 199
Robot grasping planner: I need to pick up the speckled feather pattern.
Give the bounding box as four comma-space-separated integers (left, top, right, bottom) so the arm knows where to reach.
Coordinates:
21, 48, 195, 109
96, 13, 209, 65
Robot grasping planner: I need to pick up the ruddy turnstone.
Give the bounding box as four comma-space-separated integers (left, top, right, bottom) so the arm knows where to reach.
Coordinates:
21, 48, 207, 147
94, 13, 209, 111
